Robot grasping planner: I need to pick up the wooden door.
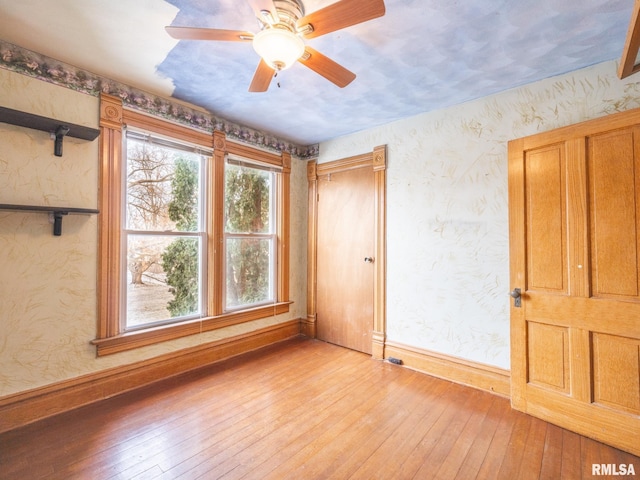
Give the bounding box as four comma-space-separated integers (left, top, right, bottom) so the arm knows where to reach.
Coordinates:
508, 110, 640, 456
316, 163, 374, 354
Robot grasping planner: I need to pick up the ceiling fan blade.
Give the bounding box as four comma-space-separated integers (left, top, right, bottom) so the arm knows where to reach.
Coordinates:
246, 0, 280, 24
297, 0, 385, 39
165, 26, 253, 42
298, 47, 356, 88
249, 59, 276, 92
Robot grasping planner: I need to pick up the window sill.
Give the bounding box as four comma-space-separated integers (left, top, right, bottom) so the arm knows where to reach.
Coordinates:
91, 302, 291, 356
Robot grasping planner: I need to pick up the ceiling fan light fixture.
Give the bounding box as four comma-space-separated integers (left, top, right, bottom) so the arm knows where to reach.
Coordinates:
252, 27, 304, 71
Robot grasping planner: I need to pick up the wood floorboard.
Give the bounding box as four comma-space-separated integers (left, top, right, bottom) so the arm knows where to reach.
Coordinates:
453, 395, 511, 480
7, 340, 315, 477
223, 363, 395, 479
428, 388, 496, 479
412, 388, 493, 480
343, 378, 459, 480
474, 401, 521, 479
538, 424, 563, 480
0, 337, 638, 480
323, 375, 451, 480
236, 355, 398, 479
115, 342, 360, 479
512, 415, 548, 480
495, 410, 534, 479
299, 369, 437, 480
64, 340, 330, 478
560, 429, 584, 479
161, 350, 377, 479
393, 384, 486, 479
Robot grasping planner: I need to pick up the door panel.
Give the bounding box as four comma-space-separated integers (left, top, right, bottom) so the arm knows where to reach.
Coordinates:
592, 333, 640, 414
589, 130, 640, 298
527, 321, 569, 393
509, 117, 640, 456
316, 165, 374, 354
525, 145, 567, 293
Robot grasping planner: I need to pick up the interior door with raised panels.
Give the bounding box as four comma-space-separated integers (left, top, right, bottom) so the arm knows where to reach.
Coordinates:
509, 113, 640, 457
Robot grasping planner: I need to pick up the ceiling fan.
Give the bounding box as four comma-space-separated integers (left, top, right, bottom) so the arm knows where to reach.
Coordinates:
165, 0, 386, 92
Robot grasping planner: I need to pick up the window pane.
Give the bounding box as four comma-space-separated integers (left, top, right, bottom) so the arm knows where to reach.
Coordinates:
225, 162, 272, 234
226, 237, 273, 309
126, 234, 201, 328
126, 137, 202, 232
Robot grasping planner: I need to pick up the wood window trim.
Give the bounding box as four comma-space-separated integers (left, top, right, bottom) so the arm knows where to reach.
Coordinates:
619, 0, 640, 79
304, 145, 387, 359
91, 303, 292, 356
94, 93, 290, 356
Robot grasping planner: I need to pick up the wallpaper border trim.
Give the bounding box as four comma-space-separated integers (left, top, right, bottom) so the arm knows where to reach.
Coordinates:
0, 40, 319, 160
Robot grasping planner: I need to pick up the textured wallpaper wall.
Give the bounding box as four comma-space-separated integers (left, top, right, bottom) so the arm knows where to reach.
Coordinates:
318, 60, 640, 370
0, 68, 308, 397
3, 58, 639, 397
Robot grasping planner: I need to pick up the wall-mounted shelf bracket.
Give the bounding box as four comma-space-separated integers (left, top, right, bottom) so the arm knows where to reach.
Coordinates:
0, 204, 99, 236
0, 106, 100, 157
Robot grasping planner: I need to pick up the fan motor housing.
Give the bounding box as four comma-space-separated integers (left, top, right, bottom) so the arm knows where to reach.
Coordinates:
273, 0, 305, 30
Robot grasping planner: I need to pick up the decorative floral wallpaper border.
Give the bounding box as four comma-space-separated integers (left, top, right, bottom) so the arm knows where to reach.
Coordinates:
0, 40, 319, 160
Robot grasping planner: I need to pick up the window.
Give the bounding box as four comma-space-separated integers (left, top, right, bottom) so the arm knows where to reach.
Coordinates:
94, 94, 290, 355
224, 158, 276, 311
124, 131, 208, 329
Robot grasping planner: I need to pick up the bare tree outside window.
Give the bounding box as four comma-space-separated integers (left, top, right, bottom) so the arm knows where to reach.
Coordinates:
124, 137, 203, 327
127, 143, 174, 230
126, 143, 175, 285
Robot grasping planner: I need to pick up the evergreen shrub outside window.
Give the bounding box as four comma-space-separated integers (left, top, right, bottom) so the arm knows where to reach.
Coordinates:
224, 159, 276, 310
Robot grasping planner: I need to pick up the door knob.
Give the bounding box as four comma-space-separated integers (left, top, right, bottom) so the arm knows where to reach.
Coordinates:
509, 288, 521, 308
364, 257, 374, 263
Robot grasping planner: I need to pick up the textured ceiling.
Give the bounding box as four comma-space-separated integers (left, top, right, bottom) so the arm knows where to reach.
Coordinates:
0, 0, 633, 146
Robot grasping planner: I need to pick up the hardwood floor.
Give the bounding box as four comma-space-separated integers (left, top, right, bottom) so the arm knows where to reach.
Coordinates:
0, 337, 637, 479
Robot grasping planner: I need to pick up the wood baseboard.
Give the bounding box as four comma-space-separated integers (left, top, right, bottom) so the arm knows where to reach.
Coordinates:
0, 319, 301, 434
384, 340, 511, 398
300, 315, 316, 338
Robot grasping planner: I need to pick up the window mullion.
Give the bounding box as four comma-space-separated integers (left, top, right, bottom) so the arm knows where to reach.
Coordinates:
123, 229, 202, 237
277, 152, 291, 304
224, 233, 275, 239
211, 131, 226, 316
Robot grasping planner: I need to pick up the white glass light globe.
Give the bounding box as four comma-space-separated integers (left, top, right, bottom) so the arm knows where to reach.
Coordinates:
252, 28, 305, 71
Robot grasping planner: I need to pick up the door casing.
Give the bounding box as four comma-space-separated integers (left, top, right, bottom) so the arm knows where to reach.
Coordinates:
305, 146, 387, 358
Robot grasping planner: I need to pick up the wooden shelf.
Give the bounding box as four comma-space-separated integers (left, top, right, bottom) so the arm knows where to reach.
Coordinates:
0, 203, 99, 236
0, 106, 99, 156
